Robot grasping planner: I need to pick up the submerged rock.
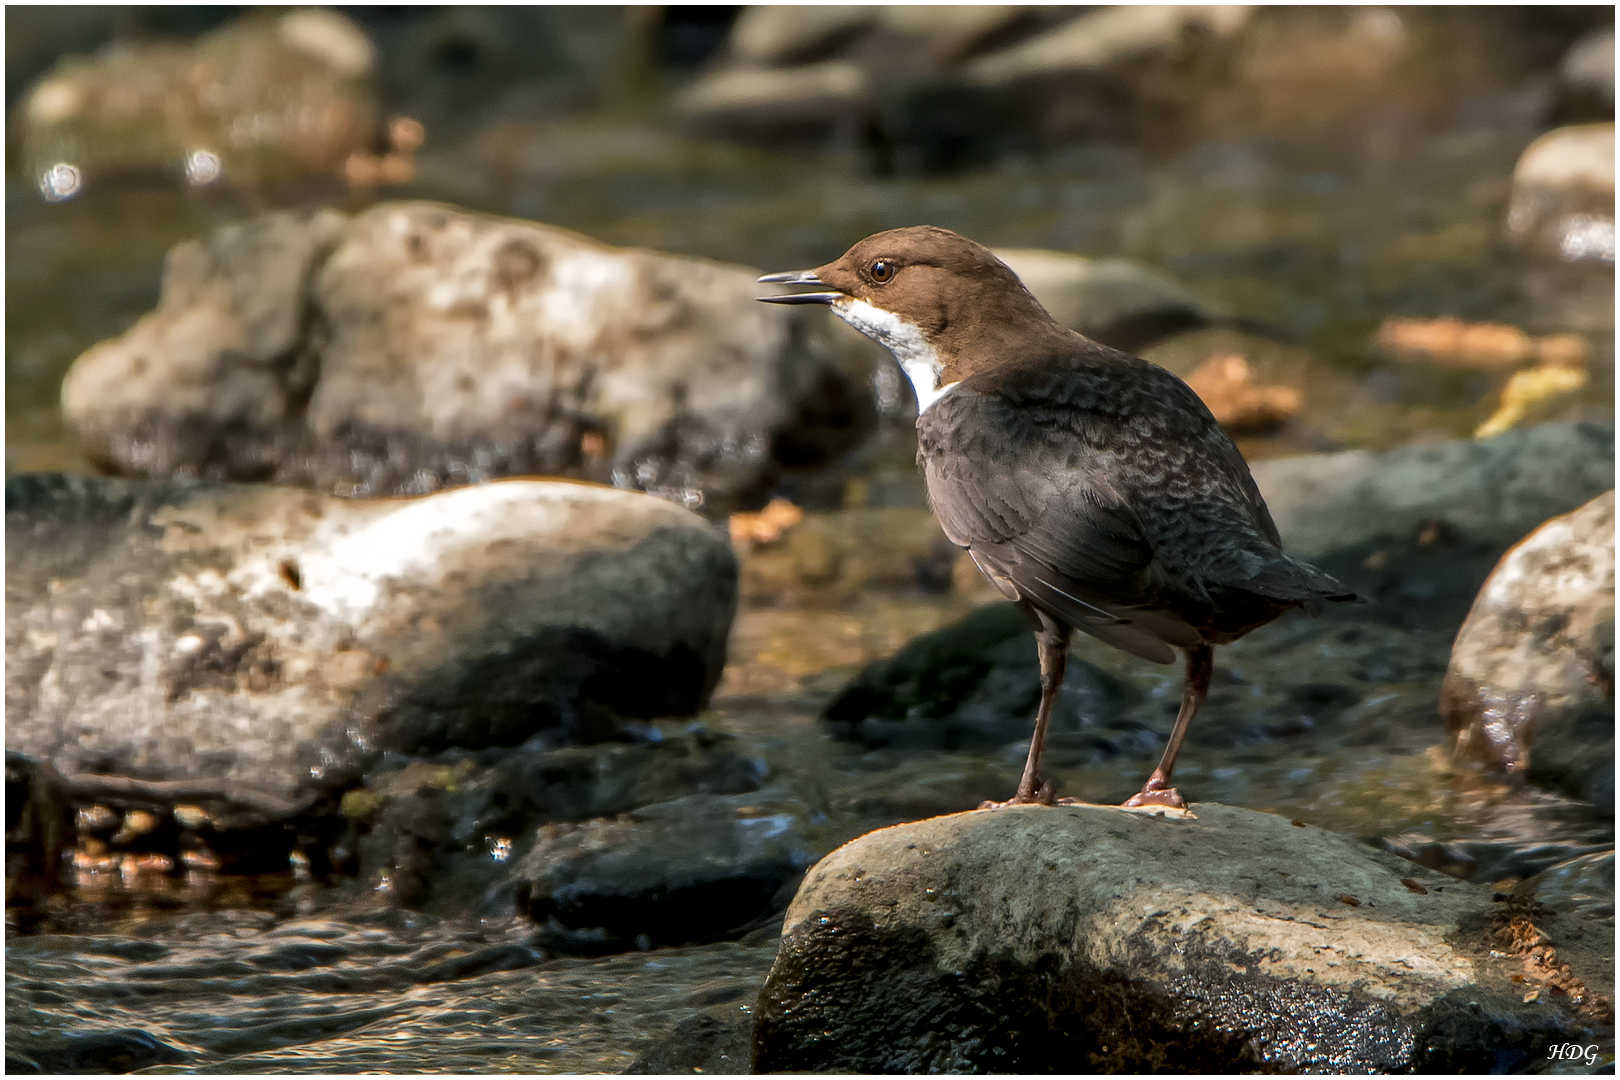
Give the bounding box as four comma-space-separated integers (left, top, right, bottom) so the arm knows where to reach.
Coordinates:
342, 730, 768, 910
624, 1013, 752, 1075
1442, 491, 1614, 805
752, 804, 1597, 1073
17, 10, 378, 195
5, 473, 736, 828
59, 202, 876, 510
513, 790, 814, 954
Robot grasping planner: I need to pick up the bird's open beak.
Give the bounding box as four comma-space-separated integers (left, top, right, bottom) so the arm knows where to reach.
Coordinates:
756, 270, 844, 305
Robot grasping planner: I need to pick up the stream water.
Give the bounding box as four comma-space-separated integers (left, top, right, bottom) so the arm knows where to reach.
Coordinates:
5, 73, 1614, 1075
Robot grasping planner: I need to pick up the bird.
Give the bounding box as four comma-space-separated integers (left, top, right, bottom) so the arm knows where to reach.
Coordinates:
758, 226, 1362, 809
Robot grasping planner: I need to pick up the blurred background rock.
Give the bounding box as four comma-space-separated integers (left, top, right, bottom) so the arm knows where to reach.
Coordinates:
7, 4, 1612, 486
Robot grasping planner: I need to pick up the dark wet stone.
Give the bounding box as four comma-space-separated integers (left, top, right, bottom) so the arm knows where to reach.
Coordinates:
752, 804, 1599, 1073
5, 751, 73, 912
5, 1027, 191, 1075
625, 1013, 752, 1074
513, 791, 813, 955
344, 732, 766, 910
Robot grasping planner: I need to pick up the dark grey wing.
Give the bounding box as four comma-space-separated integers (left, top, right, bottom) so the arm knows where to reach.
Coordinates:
919, 388, 1201, 664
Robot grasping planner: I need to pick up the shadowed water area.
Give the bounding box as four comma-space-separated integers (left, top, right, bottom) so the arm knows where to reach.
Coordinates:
6, 6, 1614, 1073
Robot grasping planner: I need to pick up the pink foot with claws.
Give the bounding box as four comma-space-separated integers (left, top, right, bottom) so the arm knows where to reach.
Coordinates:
1121, 779, 1188, 810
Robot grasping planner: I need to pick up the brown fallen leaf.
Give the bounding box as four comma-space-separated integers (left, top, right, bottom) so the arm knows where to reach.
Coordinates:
729, 497, 805, 547
1377, 316, 1589, 370
1400, 877, 1429, 895
1184, 354, 1301, 434
1338, 893, 1362, 908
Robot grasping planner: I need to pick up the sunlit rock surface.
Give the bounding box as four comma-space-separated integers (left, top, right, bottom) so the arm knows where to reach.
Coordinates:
1442, 490, 1615, 805
4, 473, 736, 828
59, 202, 876, 510
752, 804, 1595, 1072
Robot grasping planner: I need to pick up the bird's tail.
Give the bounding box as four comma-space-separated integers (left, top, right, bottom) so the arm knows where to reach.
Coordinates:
1240, 553, 1366, 608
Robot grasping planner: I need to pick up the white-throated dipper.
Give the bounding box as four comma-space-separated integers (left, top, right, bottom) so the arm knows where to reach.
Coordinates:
759, 227, 1361, 809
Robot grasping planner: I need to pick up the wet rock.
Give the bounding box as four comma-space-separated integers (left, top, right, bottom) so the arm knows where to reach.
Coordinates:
752, 804, 1594, 1073
723, 6, 879, 67
17, 10, 378, 196
5, 473, 736, 828
61, 209, 349, 482
1520, 851, 1615, 927
677, 6, 1042, 150
5, 752, 74, 912
342, 731, 768, 910
514, 790, 815, 954
1441, 491, 1614, 805
881, 5, 1254, 164
1505, 124, 1615, 331
624, 1013, 752, 1074
59, 202, 875, 509
823, 603, 1148, 755
1250, 422, 1615, 563
993, 248, 1212, 353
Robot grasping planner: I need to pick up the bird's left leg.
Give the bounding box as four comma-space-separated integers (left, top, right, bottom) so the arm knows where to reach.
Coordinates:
980, 610, 1070, 809
1123, 643, 1213, 810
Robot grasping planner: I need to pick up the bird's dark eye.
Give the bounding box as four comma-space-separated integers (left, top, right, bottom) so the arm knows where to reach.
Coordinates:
869, 259, 895, 284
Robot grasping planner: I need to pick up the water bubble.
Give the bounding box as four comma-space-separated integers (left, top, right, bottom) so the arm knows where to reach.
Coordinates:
185, 150, 222, 186
38, 162, 82, 201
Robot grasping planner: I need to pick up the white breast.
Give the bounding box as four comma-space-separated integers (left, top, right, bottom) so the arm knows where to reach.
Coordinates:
832, 298, 959, 413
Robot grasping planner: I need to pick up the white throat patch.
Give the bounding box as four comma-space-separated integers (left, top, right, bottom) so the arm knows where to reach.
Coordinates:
832, 298, 958, 413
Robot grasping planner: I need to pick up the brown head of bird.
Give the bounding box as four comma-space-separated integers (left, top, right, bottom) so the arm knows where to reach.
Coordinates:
758, 225, 1065, 413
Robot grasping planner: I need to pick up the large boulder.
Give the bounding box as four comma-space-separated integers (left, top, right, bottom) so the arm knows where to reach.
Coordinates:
752, 804, 1601, 1072
59, 203, 875, 510
5, 473, 737, 828
1441, 491, 1614, 805
17, 10, 378, 196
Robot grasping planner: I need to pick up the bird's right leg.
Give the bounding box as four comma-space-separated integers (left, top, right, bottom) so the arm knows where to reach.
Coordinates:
980, 611, 1070, 809
1123, 643, 1213, 810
